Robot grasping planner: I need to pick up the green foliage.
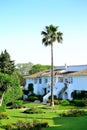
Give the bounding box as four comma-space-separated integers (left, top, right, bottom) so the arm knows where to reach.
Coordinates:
0, 105, 7, 120
48, 95, 57, 100
28, 83, 34, 93
0, 49, 15, 75
61, 100, 70, 106
0, 91, 3, 98
26, 93, 43, 102
41, 24, 63, 46
2, 73, 22, 106
3, 86, 22, 106
27, 94, 38, 102
5, 119, 48, 130
0, 112, 8, 119
0, 105, 6, 112
60, 109, 87, 117
23, 89, 29, 95
36, 95, 43, 102
73, 99, 86, 106
29, 64, 52, 74
23, 84, 34, 96
16, 62, 33, 75
0, 73, 13, 92
10, 100, 23, 109
23, 107, 45, 114
72, 90, 87, 100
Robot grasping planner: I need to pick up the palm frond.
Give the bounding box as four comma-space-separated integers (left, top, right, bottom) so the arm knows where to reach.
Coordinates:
57, 32, 63, 43
41, 31, 47, 36
41, 25, 63, 45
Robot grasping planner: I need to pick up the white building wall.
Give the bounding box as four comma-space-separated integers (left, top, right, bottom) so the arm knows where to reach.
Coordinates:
68, 76, 87, 92
24, 74, 87, 101
24, 76, 51, 95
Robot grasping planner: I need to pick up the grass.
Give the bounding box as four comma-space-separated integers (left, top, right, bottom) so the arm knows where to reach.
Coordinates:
0, 102, 87, 130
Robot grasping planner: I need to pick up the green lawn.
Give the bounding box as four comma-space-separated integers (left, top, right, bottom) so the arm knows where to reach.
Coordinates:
0, 102, 87, 130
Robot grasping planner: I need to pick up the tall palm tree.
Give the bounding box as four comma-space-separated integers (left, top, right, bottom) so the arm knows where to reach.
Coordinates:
41, 24, 63, 107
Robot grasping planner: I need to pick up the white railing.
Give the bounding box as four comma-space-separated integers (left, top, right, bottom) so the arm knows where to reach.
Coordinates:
43, 83, 64, 103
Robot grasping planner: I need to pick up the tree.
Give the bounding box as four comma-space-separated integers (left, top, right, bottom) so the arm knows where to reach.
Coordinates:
29, 64, 52, 74
41, 24, 63, 106
16, 62, 33, 75
0, 50, 15, 75
0, 72, 22, 106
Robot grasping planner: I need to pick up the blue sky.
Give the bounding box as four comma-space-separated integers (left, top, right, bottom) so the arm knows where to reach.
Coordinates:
0, 0, 87, 66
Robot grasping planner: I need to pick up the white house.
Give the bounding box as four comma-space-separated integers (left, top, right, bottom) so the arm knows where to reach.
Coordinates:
23, 65, 87, 102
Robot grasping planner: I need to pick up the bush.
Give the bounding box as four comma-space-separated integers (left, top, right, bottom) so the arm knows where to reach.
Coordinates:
28, 83, 34, 93
27, 93, 39, 102
0, 112, 8, 119
27, 95, 38, 102
5, 123, 16, 130
48, 95, 57, 100
23, 107, 45, 114
72, 90, 87, 100
61, 100, 70, 106
73, 100, 86, 106
23, 89, 29, 95
5, 119, 49, 130
36, 95, 43, 102
10, 100, 23, 109
60, 109, 87, 117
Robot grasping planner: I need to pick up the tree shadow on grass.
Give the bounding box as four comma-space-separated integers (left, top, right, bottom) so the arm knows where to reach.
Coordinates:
49, 115, 87, 130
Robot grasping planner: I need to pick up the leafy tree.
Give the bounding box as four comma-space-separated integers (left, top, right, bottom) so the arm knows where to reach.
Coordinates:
0, 72, 22, 106
0, 50, 15, 75
0, 73, 12, 92
29, 64, 52, 74
41, 24, 63, 106
16, 62, 33, 75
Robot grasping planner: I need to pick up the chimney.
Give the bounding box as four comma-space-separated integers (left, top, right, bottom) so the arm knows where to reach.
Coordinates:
65, 63, 67, 69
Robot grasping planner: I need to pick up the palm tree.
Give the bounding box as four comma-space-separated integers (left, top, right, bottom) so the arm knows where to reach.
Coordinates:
41, 24, 63, 107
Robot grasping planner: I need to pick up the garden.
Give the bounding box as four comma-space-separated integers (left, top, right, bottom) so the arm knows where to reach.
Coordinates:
0, 99, 87, 130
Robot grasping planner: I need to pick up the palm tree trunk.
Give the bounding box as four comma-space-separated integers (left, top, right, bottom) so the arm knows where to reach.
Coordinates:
50, 43, 54, 107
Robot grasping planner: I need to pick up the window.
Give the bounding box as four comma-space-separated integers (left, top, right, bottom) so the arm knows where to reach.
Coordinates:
69, 77, 73, 84
39, 78, 42, 84
65, 78, 68, 83
64, 77, 73, 84
58, 77, 63, 82
44, 78, 48, 83
34, 78, 37, 84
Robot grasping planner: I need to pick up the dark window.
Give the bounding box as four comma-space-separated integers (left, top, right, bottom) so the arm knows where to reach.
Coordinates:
58, 77, 63, 82
45, 78, 48, 83
39, 78, 42, 84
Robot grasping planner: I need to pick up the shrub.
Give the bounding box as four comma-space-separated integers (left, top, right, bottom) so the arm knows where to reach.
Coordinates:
36, 95, 43, 102
5, 123, 16, 130
48, 95, 57, 100
23, 89, 29, 95
10, 100, 23, 109
72, 90, 87, 100
27, 95, 38, 102
28, 83, 34, 93
27, 94, 39, 102
0, 112, 8, 119
41, 120, 49, 127
73, 100, 86, 106
61, 100, 70, 106
5, 119, 49, 130
23, 107, 45, 114
60, 109, 87, 117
